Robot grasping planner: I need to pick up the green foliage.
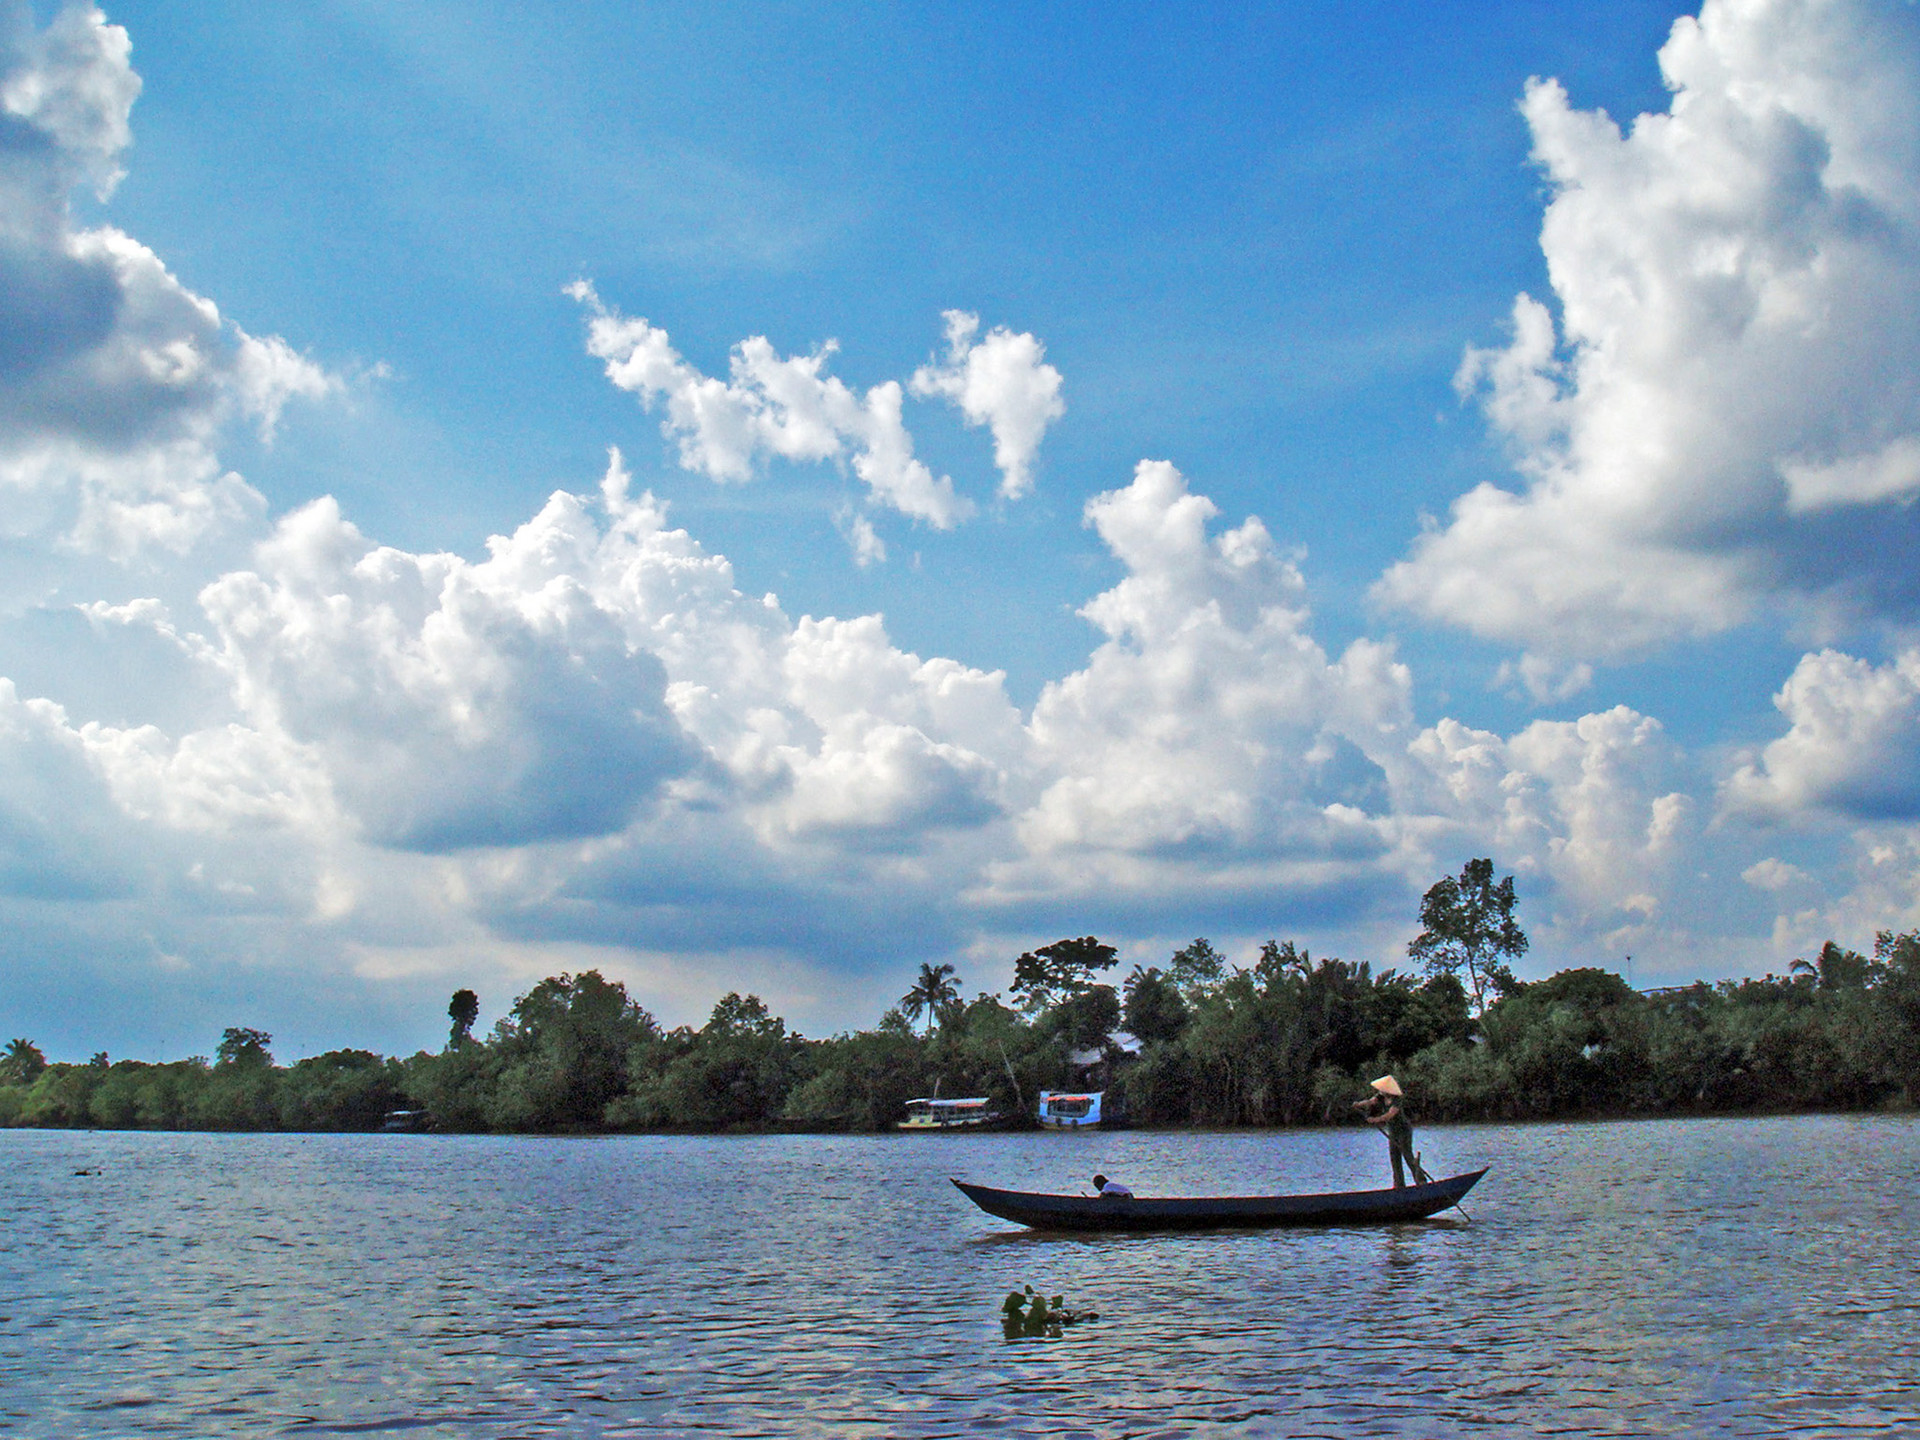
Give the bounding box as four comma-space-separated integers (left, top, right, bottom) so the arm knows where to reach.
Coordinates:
781, 1027, 923, 1131
216, 1027, 274, 1069
485, 971, 658, 1130
875, 1007, 915, 1037
20, 1063, 101, 1126
900, 963, 960, 1035
194, 1052, 278, 1129
402, 1042, 500, 1132
276, 1050, 405, 1131
1000, 1285, 1097, 1340
612, 992, 800, 1130
1790, 941, 1871, 992
1116, 1039, 1194, 1124
938, 992, 1055, 1116
1011, 937, 1117, 1013
1871, 929, 1920, 1094
1122, 966, 1188, 1045
1167, 938, 1226, 998
1119, 950, 1470, 1127
1043, 984, 1120, 1051
1409, 858, 1529, 1013
8, 931, 1920, 1135
1, 1038, 45, 1085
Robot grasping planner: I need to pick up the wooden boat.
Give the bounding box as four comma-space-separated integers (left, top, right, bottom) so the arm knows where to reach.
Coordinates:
951, 1167, 1486, 1231
898, 1096, 1004, 1131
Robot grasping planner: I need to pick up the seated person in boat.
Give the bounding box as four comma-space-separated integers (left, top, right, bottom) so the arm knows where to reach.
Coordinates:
1352, 1075, 1429, 1188
1090, 1173, 1133, 1198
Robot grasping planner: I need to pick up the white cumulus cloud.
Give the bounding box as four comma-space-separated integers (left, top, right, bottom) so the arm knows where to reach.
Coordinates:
1395, 706, 1696, 955
1742, 856, 1809, 890
1378, 0, 1920, 661
572, 281, 970, 529
574, 285, 1068, 535
987, 460, 1414, 910
0, 2, 339, 562
193, 495, 699, 853
909, 309, 1065, 500
1724, 646, 1920, 820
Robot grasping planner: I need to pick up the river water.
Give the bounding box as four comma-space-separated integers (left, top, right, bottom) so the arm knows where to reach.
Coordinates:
3, 1114, 1916, 1437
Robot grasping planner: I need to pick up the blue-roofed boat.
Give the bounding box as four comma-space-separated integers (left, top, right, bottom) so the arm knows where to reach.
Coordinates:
1036, 1089, 1115, 1128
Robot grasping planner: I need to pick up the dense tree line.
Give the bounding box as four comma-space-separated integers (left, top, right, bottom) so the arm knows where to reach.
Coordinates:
6, 865, 1918, 1135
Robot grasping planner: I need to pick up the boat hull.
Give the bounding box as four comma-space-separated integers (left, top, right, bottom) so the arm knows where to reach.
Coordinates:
951, 1168, 1486, 1231
897, 1115, 1006, 1131
1036, 1089, 1119, 1129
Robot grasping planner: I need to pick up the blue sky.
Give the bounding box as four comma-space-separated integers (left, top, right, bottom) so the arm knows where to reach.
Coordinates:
5, 0, 1920, 1060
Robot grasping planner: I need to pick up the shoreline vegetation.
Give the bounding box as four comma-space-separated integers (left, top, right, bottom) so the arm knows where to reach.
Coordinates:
6, 926, 1918, 1138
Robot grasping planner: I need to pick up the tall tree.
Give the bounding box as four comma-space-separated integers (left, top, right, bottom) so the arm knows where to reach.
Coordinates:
488, 970, 658, 1128
1011, 937, 1117, 1013
1, 1037, 46, 1084
448, 988, 480, 1048
1408, 858, 1529, 1014
1789, 941, 1870, 992
1122, 966, 1189, 1045
1050, 983, 1122, 1051
1873, 929, 1920, 1096
900, 963, 960, 1036
1168, 938, 1226, 997
215, 1028, 274, 1068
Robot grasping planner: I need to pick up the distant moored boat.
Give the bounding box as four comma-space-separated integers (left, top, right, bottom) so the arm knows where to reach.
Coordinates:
898, 1097, 1004, 1131
1036, 1089, 1122, 1128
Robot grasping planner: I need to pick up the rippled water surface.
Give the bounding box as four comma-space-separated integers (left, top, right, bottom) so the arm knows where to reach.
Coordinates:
4, 1115, 1917, 1437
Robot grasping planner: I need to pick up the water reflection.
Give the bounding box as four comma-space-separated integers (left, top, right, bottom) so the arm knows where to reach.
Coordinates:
0, 1117, 1916, 1437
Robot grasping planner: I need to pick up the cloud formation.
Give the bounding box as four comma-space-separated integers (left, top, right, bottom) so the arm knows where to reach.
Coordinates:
1401, 708, 1694, 954
196, 496, 700, 852
1379, 0, 1920, 662
0, 2, 336, 564
4, 2, 1916, 1056
989, 460, 1411, 914
1725, 647, 1920, 821
910, 310, 1065, 500
573, 285, 1066, 542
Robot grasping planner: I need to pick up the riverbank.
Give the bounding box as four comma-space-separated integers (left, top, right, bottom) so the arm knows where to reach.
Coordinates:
7, 938, 1916, 1135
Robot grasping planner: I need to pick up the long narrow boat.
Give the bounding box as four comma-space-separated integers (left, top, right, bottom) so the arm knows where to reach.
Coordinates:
951, 1168, 1486, 1232
898, 1097, 1005, 1131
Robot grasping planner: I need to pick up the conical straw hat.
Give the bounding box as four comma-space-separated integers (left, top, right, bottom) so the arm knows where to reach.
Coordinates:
1369, 1074, 1402, 1096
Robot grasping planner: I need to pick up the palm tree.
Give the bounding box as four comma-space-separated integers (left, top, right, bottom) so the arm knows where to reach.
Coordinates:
900, 963, 960, 1036
2, 1037, 46, 1085
1792, 941, 1869, 991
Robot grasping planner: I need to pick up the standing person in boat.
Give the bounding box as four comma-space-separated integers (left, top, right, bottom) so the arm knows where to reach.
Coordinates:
1353, 1075, 1429, 1188
1090, 1173, 1133, 1198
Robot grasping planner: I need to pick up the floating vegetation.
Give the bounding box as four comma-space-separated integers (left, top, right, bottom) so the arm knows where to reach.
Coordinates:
1000, 1285, 1098, 1340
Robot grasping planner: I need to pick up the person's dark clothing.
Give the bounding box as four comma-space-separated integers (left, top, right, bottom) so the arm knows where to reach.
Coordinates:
1383, 1108, 1416, 1187
1360, 1094, 1424, 1188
